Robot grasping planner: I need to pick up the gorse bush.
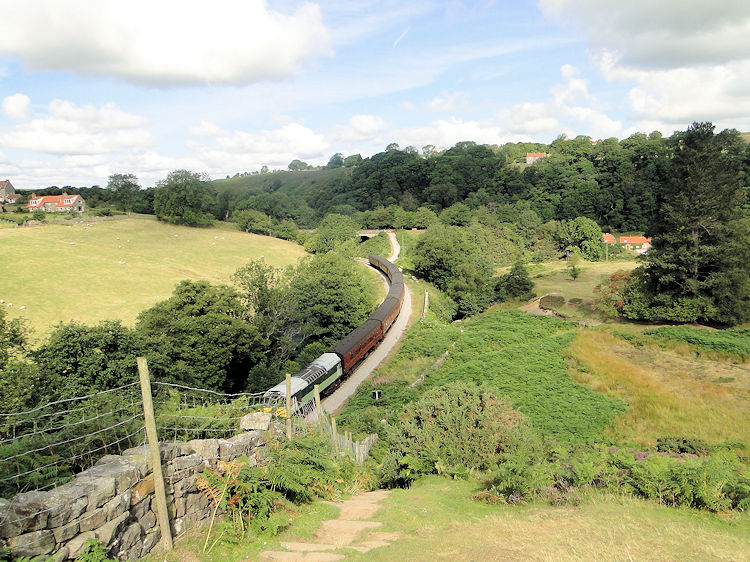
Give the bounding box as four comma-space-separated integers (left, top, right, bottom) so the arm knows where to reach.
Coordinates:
380, 382, 527, 487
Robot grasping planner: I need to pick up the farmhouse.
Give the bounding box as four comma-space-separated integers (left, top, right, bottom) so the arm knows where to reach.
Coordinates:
0, 179, 16, 204
526, 152, 547, 164
603, 233, 652, 253
27, 193, 86, 213
620, 235, 651, 254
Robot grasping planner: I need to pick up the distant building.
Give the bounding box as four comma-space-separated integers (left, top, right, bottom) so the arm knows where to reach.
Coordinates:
602, 232, 652, 253
526, 152, 547, 164
619, 235, 651, 254
0, 179, 16, 203
27, 193, 86, 213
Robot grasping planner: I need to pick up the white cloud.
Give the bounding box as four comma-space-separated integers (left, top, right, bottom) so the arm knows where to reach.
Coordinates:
0, 98, 152, 155
331, 114, 388, 143
540, 0, 750, 130
500, 65, 622, 139
426, 91, 468, 112
187, 121, 329, 172
0, 0, 332, 86
2, 93, 32, 120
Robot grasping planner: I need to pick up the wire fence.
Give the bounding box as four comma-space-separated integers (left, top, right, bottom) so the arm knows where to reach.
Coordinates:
0, 374, 377, 500
0, 382, 147, 497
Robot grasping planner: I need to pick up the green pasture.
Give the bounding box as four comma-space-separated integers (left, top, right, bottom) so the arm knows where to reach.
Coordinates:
528, 258, 637, 301
0, 217, 306, 339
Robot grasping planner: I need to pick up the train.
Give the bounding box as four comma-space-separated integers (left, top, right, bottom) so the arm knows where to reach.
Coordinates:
264, 253, 404, 410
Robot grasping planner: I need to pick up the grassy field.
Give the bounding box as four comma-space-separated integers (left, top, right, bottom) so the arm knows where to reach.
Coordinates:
151, 476, 750, 561
0, 217, 307, 339
567, 328, 750, 449
528, 258, 638, 302
359, 477, 750, 561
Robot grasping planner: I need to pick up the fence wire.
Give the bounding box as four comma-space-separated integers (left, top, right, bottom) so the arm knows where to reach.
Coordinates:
0, 383, 146, 498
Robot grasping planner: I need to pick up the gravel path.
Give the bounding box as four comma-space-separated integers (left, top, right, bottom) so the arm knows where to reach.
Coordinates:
321, 231, 412, 414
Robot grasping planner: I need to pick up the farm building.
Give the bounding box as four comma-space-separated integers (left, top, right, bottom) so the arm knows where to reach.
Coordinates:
27, 193, 86, 213
0, 179, 16, 203
526, 152, 547, 164
603, 233, 652, 254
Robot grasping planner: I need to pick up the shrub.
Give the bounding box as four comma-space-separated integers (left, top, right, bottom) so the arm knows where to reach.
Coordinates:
657, 436, 710, 455
380, 382, 526, 487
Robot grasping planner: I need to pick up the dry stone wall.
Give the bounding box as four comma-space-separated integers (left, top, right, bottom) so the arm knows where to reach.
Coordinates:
0, 422, 272, 560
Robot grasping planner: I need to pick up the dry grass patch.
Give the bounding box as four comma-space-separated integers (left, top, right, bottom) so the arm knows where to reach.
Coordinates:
566, 330, 750, 447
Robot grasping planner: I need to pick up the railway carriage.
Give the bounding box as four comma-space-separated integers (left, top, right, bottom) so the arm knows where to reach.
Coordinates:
264, 253, 404, 411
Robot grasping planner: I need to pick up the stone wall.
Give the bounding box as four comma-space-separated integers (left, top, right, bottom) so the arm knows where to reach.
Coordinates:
0, 427, 270, 560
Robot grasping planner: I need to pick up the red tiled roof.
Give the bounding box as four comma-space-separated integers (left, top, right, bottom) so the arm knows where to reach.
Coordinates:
27, 194, 82, 209
526, 152, 546, 157
620, 236, 651, 244
603, 233, 616, 243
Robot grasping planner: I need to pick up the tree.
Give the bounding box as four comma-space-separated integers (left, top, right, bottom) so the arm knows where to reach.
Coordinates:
413, 207, 438, 228
343, 154, 362, 168
621, 123, 750, 325
325, 153, 344, 169
33, 321, 143, 401
154, 170, 216, 226
233, 208, 271, 235
0, 309, 26, 371
497, 262, 535, 301
304, 213, 360, 254
136, 281, 269, 392
288, 159, 311, 171
106, 173, 141, 212
412, 223, 495, 317
558, 216, 604, 261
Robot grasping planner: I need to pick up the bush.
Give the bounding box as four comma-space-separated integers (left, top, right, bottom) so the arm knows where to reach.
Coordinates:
380, 382, 526, 487
657, 436, 710, 455
31, 209, 46, 221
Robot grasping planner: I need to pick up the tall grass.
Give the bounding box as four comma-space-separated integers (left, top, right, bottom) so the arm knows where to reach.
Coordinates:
567, 330, 750, 449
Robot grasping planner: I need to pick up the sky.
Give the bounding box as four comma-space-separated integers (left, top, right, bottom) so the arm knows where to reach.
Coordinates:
1, 0, 749, 190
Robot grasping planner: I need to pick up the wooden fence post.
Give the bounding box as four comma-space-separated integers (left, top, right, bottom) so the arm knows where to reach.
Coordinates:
331, 417, 339, 457
137, 357, 173, 551
314, 385, 322, 425
285, 373, 292, 440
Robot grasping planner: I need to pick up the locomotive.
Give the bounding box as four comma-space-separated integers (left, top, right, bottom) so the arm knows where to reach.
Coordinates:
264, 253, 404, 410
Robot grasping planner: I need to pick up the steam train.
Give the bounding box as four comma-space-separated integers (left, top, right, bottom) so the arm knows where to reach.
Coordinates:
264, 253, 404, 409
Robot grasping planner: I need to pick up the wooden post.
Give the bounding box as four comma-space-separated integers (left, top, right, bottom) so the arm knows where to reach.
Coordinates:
285, 373, 292, 440
314, 385, 322, 425
137, 357, 173, 551
331, 416, 339, 457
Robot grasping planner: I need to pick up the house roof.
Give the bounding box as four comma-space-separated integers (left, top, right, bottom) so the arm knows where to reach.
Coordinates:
602, 233, 616, 243
27, 194, 83, 209
620, 236, 651, 244
526, 152, 546, 157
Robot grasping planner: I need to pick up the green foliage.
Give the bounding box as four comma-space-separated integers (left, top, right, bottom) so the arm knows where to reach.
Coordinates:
154, 169, 217, 227
558, 217, 604, 260
380, 382, 527, 487
304, 213, 360, 254
622, 123, 750, 326
496, 261, 535, 302
357, 232, 391, 258
75, 538, 115, 561
33, 321, 142, 401
136, 280, 269, 392
106, 173, 141, 213
657, 436, 710, 455
641, 326, 750, 359
31, 209, 45, 221
0, 309, 26, 371
198, 431, 366, 541
411, 223, 495, 317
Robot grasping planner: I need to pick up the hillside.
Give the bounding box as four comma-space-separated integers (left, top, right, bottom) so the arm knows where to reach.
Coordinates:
0, 217, 306, 338
211, 167, 350, 199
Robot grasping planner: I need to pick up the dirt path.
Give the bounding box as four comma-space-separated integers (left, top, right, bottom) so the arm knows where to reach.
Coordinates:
259, 490, 397, 560
322, 231, 412, 414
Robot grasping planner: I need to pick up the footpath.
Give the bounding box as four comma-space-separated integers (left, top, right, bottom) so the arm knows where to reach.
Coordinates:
259, 490, 398, 560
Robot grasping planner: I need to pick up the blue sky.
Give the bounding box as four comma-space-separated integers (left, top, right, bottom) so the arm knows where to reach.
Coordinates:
1, 0, 749, 189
